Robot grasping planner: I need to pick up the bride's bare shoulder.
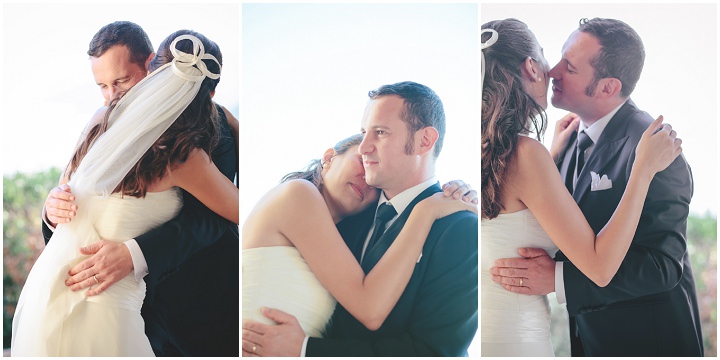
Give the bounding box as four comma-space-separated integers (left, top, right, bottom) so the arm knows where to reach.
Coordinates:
515, 136, 553, 167
265, 179, 325, 210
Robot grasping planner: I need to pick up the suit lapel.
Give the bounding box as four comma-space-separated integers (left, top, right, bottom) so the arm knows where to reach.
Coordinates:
360, 183, 441, 273
337, 205, 375, 262
572, 101, 636, 202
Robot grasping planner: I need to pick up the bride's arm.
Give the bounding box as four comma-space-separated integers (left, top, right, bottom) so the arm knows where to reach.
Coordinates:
514, 117, 680, 286
169, 148, 239, 224
270, 179, 474, 330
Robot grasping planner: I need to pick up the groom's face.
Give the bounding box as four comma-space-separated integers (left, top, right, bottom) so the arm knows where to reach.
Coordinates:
548, 30, 602, 115
359, 95, 419, 199
90, 44, 148, 106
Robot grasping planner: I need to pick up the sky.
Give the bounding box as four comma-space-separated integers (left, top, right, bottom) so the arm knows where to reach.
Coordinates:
482, 3, 718, 217
1, 2, 239, 176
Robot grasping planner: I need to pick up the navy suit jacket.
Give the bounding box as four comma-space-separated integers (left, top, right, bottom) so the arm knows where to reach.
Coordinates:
556, 99, 702, 356
307, 183, 478, 356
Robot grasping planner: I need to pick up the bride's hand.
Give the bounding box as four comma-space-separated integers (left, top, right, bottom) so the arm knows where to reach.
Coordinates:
415, 192, 478, 220
549, 113, 580, 162
441, 179, 478, 204
634, 115, 683, 176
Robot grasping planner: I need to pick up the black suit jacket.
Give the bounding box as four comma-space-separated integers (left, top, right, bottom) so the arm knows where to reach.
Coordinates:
41, 103, 239, 356
556, 100, 702, 356
307, 183, 478, 356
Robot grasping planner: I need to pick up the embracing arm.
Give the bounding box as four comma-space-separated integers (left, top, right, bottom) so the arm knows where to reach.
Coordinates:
307, 213, 479, 356
516, 117, 681, 286
276, 180, 473, 330
562, 150, 693, 314
169, 148, 238, 224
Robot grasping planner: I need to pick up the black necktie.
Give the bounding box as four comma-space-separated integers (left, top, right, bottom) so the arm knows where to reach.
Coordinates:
565, 131, 593, 192
367, 203, 397, 250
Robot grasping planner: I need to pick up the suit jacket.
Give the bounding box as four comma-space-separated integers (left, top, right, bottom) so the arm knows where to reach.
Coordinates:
556, 99, 702, 356
41, 103, 239, 356
307, 183, 478, 356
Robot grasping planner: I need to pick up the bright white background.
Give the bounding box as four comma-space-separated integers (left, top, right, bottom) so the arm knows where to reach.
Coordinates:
242, 3, 480, 355
242, 3, 479, 221
482, 2, 718, 217
1, 2, 240, 176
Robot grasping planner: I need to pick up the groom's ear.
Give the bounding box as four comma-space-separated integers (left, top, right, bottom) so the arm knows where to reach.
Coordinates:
597, 78, 623, 98
415, 127, 439, 156
144, 52, 155, 72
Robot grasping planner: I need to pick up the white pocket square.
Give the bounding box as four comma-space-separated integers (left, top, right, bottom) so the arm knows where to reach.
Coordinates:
590, 171, 612, 191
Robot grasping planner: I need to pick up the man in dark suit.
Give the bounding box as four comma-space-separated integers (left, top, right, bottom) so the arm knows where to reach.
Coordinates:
490, 18, 702, 356
242, 81, 478, 356
40, 22, 239, 356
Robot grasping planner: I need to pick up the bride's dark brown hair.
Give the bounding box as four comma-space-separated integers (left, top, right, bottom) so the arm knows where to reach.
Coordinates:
66, 30, 222, 197
481, 19, 547, 219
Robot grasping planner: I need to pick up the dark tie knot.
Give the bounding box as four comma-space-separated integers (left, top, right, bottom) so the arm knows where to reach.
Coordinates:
375, 203, 397, 223
577, 131, 593, 151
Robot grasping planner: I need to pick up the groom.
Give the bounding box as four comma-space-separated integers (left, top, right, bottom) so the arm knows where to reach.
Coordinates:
40, 21, 239, 356
242, 81, 478, 356
491, 18, 702, 356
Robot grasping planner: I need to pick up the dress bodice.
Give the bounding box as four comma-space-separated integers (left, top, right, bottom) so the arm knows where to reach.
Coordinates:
242, 246, 336, 338
93, 189, 183, 241
481, 208, 558, 349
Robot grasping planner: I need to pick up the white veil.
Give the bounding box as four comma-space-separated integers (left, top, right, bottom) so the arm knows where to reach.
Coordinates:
11, 34, 221, 356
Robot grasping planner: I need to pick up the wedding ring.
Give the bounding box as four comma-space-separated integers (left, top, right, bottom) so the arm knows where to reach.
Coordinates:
252, 343, 257, 353
93, 275, 99, 284
520, 278, 523, 287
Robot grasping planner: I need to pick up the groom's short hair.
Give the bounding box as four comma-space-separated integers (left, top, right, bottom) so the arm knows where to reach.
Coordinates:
87, 21, 154, 69
579, 18, 645, 98
368, 81, 445, 158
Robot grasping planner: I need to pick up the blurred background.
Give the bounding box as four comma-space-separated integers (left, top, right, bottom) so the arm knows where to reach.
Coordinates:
482, 3, 717, 356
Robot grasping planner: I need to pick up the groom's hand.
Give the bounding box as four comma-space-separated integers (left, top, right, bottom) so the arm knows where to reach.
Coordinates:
490, 247, 555, 295
66, 240, 133, 296
242, 307, 304, 357
45, 184, 77, 227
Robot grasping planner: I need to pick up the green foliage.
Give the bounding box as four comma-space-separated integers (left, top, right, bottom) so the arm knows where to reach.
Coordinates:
550, 212, 717, 356
3, 167, 61, 349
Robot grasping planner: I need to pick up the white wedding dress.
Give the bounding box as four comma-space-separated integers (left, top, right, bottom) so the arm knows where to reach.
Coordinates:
242, 246, 336, 338
481, 208, 558, 356
11, 34, 221, 356
12, 190, 182, 356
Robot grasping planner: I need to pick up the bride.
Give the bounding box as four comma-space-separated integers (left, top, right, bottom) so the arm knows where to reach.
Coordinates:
11, 32, 237, 356
242, 133, 476, 345
480, 19, 682, 356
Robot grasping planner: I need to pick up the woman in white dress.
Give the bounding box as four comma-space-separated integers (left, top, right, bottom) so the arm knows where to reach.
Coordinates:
242, 134, 476, 342
11, 32, 238, 356
480, 19, 682, 356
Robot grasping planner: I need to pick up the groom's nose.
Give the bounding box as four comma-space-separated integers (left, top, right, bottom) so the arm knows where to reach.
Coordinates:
358, 135, 374, 155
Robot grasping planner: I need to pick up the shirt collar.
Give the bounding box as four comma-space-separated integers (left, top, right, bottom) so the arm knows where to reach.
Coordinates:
579, 100, 626, 144
376, 176, 437, 216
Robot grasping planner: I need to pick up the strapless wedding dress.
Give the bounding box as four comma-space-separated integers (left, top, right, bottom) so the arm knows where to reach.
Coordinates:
243, 246, 336, 338
12, 189, 182, 356
481, 208, 558, 356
